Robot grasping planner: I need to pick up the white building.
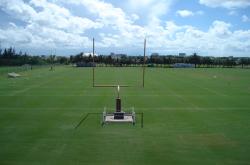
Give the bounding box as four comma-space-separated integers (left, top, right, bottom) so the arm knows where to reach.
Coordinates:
83, 52, 98, 56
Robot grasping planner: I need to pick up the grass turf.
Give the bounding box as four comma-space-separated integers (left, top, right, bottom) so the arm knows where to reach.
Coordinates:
0, 66, 250, 164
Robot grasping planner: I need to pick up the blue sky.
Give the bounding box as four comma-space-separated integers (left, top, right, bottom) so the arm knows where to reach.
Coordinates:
0, 0, 250, 56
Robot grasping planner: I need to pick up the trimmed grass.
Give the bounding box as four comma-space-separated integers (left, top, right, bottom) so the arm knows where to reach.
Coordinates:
0, 66, 250, 165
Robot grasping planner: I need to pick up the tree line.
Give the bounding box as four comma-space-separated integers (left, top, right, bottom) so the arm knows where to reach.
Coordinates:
70, 52, 250, 68
0, 47, 250, 68
0, 47, 69, 66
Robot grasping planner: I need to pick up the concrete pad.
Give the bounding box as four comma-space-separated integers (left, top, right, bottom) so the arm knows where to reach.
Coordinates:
105, 115, 133, 123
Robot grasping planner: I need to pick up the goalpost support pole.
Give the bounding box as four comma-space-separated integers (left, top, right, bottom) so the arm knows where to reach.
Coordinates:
92, 38, 95, 87
92, 38, 146, 88
143, 38, 146, 88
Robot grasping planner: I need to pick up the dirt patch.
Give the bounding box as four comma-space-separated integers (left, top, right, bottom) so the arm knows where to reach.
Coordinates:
179, 133, 237, 147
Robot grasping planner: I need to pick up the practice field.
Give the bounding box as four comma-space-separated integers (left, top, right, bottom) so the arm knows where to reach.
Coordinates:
0, 66, 250, 165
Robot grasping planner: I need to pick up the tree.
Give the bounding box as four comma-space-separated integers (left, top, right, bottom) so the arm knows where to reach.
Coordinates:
189, 53, 200, 68
58, 56, 69, 64
239, 58, 248, 68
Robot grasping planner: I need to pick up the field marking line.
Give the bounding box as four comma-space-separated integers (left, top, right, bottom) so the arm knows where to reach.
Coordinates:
2, 68, 59, 94
93, 67, 142, 87
150, 70, 201, 110
166, 89, 200, 110
155, 69, 228, 97
206, 87, 227, 96
0, 94, 163, 97
74, 113, 101, 129
75, 113, 90, 129
171, 93, 200, 110
7, 69, 71, 96
2, 93, 244, 97
0, 107, 249, 110
136, 107, 250, 110
183, 75, 228, 97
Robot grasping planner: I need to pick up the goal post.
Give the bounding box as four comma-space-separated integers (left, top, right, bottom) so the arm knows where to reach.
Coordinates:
92, 38, 147, 88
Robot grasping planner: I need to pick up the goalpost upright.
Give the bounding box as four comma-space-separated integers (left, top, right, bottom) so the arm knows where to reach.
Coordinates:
92, 38, 95, 87
143, 38, 146, 88
91, 38, 147, 88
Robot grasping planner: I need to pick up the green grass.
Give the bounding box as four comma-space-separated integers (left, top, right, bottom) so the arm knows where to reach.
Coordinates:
0, 66, 28, 75
0, 66, 250, 165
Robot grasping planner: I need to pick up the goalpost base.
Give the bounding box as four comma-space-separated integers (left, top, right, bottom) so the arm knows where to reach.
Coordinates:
102, 107, 136, 126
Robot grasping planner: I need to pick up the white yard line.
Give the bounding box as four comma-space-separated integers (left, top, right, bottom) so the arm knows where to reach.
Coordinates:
0, 94, 162, 97
201, 86, 228, 97
7, 70, 68, 96
1, 94, 238, 97
164, 86, 201, 110
158, 69, 228, 97
0, 107, 248, 110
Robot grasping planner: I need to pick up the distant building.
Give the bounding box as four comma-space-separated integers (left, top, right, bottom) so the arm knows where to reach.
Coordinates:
76, 62, 96, 67
110, 53, 126, 60
179, 53, 186, 57
83, 52, 98, 56
151, 53, 159, 56
172, 63, 195, 68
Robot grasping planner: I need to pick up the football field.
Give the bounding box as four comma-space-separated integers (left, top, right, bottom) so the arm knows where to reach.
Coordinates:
0, 66, 250, 164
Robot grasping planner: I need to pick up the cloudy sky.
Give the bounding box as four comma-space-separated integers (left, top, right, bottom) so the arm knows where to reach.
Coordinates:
0, 0, 250, 56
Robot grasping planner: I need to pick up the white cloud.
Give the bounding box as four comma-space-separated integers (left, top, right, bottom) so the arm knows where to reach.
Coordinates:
196, 10, 204, 15
64, 0, 146, 47
0, 0, 95, 49
0, 0, 37, 22
0, 0, 102, 34
128, 0, 173, 14
228, 10, 238, 16
0, 22, 91, 49
144, 20, 250, 56
127, 0, 174, 27
242, 15, 250, 22
176, 10, 194, 17
131, 14, 139, 21
165, 21, 182, 34
199, 0, 250, 9
0, 23, 32, 45
0, 0, 250, 56
31, 0, 102, 33
209, 20, 232, 37
176, 10, 204, 17
129, 0, 155, 9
